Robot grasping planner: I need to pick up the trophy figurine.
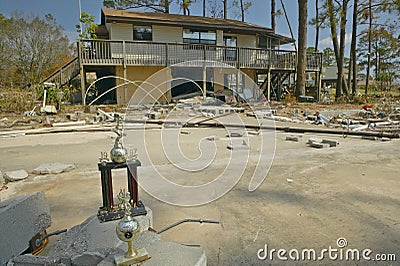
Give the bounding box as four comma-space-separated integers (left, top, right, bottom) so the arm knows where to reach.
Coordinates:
114, 190, 150, 265
111, 115, 128, 164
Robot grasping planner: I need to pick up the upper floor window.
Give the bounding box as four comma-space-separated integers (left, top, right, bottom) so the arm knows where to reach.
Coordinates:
258, 35, 270, 49
133, 26, 152, 41
183, 29, 216, 45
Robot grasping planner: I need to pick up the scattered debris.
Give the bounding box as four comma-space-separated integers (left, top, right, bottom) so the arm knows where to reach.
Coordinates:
180, 130, 190, 135
24, 106, 37, 116
286, 178, 294, 183
206, 136, 215, 141
227, 140, 250, 150
3, 169, 29, 182
309, 141, 330, 149
321, 139, 339, 147
52, 121, 86, 127
381, 137, 391, 142
307, 138, 323, 144
0, 192, 51, 265
32, 163, 75, 175
362, 135, 378, 141
228, 132, 243, 138
286, 135, 302, 142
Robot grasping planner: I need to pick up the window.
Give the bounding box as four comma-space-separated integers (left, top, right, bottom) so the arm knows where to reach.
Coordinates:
133, 26, 152, 41
183, 29, 216, 45
258, 35, 270, 49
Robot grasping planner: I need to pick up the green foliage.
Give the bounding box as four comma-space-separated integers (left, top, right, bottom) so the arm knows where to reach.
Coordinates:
322, 47, 335, 67
76, 12, 98, 39
103, 0, 170, 13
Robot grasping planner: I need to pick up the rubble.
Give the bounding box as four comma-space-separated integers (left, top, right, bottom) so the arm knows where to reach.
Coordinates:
0, 192, 51, 265
285, 135, 302, 142
32, 163, 75, 175
227, 140, 250, 150
4, 169, 29, 182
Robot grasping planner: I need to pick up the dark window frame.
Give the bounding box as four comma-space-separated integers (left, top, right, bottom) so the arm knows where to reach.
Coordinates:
133, 25, 152, 41
183, 29, 217, 46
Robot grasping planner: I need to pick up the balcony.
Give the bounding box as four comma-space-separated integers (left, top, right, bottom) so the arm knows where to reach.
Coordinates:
78, 39, 322, 72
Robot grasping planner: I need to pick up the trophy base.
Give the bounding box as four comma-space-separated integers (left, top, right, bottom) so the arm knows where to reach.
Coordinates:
114, 248, 151, 265
98, 200, 147, 223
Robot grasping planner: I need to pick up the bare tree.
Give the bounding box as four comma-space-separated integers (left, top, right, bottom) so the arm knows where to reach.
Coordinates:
296, 0, 308, 98
1, 13, 73, 87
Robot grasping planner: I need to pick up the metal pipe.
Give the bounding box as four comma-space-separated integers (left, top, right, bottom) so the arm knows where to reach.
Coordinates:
157, 219, 220, 234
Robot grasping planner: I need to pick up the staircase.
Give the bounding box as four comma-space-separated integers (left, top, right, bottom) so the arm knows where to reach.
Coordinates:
42, 57, 79, 87
260, 72, 291, 101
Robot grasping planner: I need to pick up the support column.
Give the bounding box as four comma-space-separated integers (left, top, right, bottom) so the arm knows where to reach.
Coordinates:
267, 70, 271, 101
318, 70, 322, 102
80, 67, 86, 106
203, 66, 207, 100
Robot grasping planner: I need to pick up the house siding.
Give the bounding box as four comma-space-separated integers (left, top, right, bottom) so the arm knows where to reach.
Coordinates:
110, 23, 133, 40
237, 34, 256, 48
153, 25, 183, 43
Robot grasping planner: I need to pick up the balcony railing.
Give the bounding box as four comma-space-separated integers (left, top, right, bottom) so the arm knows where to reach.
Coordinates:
78, 39, 322, 71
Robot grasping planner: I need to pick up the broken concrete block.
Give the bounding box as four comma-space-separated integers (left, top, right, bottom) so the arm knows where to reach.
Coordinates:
48, 208, 153, 259
0, 191, 51, 265
362, 135, 377, 141
227, 140, 250, 150
4, 169, 29, 182
180, 130, 190, 135
321, 139, 339, 147
12, 254, 57, 265
72, 251, 105, 266
381, 137, 391, 142
32, 163, 75, 175
228, 132, 243, 138
309, 142, 330, 149
307, 138, 323, 144
286, 135, 302, 142
206, 136, 215, 141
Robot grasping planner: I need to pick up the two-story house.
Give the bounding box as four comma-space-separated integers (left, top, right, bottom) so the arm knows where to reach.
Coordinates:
45, 8, 322, 104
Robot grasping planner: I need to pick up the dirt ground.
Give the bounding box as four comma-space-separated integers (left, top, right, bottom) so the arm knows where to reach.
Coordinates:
0, 119, 399, 265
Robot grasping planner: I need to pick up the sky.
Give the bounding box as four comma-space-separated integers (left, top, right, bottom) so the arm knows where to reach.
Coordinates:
0, 0, 364, 55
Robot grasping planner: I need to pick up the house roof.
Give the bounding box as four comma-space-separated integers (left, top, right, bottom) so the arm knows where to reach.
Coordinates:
101, 8, 294, 45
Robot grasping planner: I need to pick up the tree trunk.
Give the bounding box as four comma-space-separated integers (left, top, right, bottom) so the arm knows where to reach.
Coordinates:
271, 0, 276, 31
240, 0, 245, 21
349, 0, 358, 94
296, 0, 307, 98
314, 0, 319, 51
365, 0, 372, 95
224, 0, 227, 19
327, 0, 347, 99
337, 0, 350, 98
165, 0, 170, 13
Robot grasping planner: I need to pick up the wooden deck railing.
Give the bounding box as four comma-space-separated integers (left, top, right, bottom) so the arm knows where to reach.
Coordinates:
43, 56, 80, 86
78, 39, 322, 71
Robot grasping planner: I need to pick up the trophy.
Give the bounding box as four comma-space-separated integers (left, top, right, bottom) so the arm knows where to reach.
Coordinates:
110, 115, 128, 164
114, 190, 150, 265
